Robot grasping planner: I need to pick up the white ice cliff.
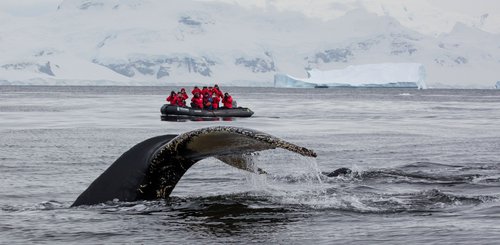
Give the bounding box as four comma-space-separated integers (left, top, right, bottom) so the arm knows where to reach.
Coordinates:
275, 63, 426, 89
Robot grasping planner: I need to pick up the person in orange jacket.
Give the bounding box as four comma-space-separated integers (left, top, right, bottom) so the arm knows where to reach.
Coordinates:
166, 91, 178, 105
222, 92, 233, 109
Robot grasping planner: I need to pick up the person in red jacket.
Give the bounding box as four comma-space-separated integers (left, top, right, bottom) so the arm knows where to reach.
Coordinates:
207, 86, 214, 97
176, 92, 186, 107
191, 86, 202, 96
211, 93, 220, 110
166, 91, 178, 105
203, 92, 213, 110
201, 86, 209, 97
213, 84, 224, 98
180, 88, 189, 100
191, 93, 203, 109
222, 92, 233, 109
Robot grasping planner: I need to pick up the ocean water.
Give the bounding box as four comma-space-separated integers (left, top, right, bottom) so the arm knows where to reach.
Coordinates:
0, 86, 499, 244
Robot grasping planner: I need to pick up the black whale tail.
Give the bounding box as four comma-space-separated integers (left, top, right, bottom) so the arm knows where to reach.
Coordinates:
72, 126, 316, 207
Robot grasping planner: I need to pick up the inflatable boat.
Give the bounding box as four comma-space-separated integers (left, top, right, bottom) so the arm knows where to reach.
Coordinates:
160, 104, 254, 120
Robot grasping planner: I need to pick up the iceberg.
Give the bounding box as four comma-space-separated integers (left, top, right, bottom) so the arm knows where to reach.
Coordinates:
275, 63, 427, 89
496, 81, 500, 89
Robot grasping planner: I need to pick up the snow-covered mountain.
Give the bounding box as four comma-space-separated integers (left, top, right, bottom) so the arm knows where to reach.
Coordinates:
0, 0, 499, 88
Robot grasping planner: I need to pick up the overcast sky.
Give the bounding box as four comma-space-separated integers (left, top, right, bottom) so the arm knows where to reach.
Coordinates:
1, 0, 498, 22
0, 0, 61, 16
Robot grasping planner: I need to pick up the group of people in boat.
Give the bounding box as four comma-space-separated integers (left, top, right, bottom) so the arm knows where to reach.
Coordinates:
166, 84, 234, 110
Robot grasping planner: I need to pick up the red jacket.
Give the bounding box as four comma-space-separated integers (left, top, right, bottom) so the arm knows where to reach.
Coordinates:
176, 96, 186, 107
181, 92, 188, 100
191, 96, 203, 109
166, 95, 177, 105
212, 96, 220, 109
202, 88, 213, 97
222, 96, 233, 108
213, 88, 223, 98
192, 88, 202, 95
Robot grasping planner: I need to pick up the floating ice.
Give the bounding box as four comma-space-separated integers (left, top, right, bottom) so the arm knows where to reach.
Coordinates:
275, 63, 427, 89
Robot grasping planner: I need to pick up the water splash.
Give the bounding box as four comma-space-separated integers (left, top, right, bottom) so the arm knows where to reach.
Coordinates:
235, 156, 499, 213
237, 151, 334, 209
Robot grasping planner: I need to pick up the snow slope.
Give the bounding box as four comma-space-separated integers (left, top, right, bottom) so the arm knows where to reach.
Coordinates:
0, 0, 499, 88
203, 0, 500, 36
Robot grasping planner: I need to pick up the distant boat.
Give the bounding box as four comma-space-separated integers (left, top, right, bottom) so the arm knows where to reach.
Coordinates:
314, 85, 329, 88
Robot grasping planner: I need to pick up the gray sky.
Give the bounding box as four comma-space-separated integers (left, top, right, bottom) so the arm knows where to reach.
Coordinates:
2, 0, 499, 34
1, 0, 497, 16
0, 0, 61, 16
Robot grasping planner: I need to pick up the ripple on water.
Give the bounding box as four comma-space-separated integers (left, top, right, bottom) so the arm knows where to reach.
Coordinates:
1, 87, 500, 243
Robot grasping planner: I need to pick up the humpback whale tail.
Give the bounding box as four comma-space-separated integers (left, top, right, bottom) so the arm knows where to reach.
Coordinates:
72, 126, 316, 207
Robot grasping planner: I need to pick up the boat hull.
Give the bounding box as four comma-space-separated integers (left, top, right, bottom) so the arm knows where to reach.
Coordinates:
160, 104, 254, 120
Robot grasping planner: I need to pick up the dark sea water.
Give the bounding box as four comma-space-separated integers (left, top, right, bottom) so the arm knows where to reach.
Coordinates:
1, 86, 499, 244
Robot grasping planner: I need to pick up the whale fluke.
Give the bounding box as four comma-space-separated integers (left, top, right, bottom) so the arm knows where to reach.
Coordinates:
72, 126, 316, 206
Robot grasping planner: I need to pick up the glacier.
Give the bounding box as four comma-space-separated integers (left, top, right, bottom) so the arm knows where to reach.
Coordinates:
275, 63, 427, 89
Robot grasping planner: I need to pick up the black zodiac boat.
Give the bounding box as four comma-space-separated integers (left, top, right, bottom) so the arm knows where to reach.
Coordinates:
161, 104, 254, 121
